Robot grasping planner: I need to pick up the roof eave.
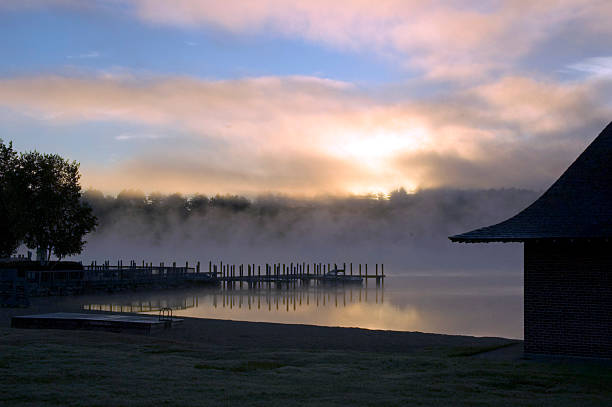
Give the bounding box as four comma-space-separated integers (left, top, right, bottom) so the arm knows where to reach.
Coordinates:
448, 236, 526, 243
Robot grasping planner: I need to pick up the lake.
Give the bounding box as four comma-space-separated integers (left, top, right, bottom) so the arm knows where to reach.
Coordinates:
74, 270, 523, 339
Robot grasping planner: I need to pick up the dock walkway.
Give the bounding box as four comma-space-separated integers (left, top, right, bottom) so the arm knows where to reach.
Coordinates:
11, 312, 183, 333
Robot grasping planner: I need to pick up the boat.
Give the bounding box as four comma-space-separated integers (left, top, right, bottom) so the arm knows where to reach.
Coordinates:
321, 267, 363, 284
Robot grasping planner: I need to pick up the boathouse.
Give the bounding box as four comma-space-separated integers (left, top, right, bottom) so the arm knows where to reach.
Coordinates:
450, 122, 612, 358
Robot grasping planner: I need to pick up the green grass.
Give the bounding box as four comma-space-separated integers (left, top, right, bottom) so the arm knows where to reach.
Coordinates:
1, 328, 611, 406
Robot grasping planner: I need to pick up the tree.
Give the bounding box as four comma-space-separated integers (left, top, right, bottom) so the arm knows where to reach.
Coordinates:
19, 151, 97, 262
0, 139, 25, 258
188, 194, 210, 215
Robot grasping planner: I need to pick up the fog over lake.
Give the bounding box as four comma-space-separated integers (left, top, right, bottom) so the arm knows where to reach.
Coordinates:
80, 188, 536, 272
57, 188, 536, 338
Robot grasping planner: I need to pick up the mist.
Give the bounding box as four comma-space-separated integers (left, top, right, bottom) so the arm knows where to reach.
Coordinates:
75, 188, 539, 274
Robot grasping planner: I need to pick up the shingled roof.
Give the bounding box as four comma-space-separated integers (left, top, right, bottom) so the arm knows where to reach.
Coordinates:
450, 122, 612, 242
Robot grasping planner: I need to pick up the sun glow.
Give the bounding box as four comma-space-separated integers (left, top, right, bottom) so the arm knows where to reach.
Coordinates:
330, 127, 428, 167
324, 127, 426, 195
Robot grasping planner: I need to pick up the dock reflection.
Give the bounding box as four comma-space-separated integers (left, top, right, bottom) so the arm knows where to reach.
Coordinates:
216, 284, 383, 311
82, 284, 384, 314
77, 273, 524, 338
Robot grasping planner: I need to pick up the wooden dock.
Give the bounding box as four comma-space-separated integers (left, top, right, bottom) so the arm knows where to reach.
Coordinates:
83, 260, 385, 286
208, 262, 385, 286
2, 261, 385, 301
11, 312, 183, 333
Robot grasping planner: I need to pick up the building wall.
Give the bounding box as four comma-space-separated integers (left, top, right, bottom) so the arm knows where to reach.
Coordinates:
524, 240, 612, 358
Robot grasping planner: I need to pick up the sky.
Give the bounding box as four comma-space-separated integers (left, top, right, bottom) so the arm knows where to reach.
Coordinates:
1, 0, 612, 196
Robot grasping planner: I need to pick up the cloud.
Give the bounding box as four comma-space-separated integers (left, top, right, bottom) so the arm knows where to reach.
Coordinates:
123, 0, 612, 80
114, 132, 166, 141
84, 149, 376, 196
67, 51, 101, 59
567, 56, 612, 78
7, 1, 612, 80
1, 73, 610, 194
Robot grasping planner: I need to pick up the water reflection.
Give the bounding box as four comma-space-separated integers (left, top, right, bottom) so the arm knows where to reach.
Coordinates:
83, 283, 384, 314
80, 272, 523, 339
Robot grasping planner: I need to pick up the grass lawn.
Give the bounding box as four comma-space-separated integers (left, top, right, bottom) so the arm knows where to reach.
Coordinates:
1, 327, 611, 406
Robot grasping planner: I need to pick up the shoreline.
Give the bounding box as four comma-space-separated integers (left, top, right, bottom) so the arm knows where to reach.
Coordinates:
1, 300, 517, 354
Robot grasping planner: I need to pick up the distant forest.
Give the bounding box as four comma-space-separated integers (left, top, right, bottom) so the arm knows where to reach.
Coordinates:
81, 188, 539, 270
83, 188, 538, 232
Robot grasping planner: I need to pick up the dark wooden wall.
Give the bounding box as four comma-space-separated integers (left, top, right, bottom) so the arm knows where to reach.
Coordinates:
524, 240, 612, 358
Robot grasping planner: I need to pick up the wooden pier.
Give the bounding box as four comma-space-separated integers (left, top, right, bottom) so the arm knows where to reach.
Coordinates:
11, 312, 183, 333
2, 260, 386, 300
83, 260, 385, 286
204, 261, 385, 287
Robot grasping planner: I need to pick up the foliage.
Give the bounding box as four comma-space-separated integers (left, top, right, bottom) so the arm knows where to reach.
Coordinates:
0, 140, 96, 260
0, 140, 25, 257
19, 151, 97, 261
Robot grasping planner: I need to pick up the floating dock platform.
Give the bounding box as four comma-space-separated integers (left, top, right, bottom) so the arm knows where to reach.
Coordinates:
11, 312, 182, 333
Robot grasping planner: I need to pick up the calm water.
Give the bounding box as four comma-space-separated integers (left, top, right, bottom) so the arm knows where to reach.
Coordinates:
76, 270, 523, 339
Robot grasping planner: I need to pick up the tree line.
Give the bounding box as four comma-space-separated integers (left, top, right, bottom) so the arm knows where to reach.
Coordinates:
0, 140, 97, 261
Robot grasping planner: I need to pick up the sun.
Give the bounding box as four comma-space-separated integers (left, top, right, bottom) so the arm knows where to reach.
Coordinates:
331, 127, 428, 168
320, 126, 428, 195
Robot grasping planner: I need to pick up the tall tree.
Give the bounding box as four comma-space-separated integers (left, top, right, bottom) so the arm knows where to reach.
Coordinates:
0, 139, 25, 258
20, 151, 97, 261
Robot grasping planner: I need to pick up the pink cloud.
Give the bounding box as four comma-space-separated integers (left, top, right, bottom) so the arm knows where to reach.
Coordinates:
1, 73, 610, 194
128, 0, 612, 79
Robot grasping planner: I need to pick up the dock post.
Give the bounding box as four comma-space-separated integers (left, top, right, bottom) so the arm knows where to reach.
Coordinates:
197, 261, 200, 273
209, 261, 211, 274
376, 264, 379, 286
350, 263, 352, 275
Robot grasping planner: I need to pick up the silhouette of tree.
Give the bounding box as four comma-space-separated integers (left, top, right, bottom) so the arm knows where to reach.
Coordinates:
210, 194, 251, 211
0, 139, 25, 257
19, 151, 97, 261
188, 194, 210, 215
